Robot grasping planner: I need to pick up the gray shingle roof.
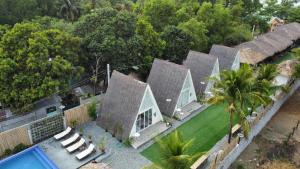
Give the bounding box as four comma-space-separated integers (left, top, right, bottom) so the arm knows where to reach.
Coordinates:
183, 50, 217, 94
97, 71, 147, 139
209, 45, 238, 70
147, 59, 188, 117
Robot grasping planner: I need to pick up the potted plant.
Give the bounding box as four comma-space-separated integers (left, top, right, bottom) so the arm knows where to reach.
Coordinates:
70, 119, 78, 128
79, 128, 84, 136
98, 137, 107, 153
88, 135, 93, 143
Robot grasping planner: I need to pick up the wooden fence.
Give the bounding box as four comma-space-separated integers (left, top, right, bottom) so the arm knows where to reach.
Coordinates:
64, 103, 91, 126
0, 125, 31, 155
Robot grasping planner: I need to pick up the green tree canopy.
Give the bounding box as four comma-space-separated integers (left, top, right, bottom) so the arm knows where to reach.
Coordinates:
161, 26, 193, 63
143, 0, 177, 32
0, 23, 83, 112
177, 18, 208, 51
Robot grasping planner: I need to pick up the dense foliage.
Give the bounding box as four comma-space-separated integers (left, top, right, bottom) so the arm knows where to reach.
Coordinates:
0, 0, 299, 112
0, 23, 83, 112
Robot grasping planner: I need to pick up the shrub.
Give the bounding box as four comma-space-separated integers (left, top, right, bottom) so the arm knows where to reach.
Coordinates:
123, 137, 133, 147
99, 137, 107, 153
88, 99, 97, 120
13, 143, 28, 154
70, 119, 78, 128
3, 149, 12, 156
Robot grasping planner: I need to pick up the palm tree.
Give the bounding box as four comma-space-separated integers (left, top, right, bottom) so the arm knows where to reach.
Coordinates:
59, 0, 81, 22
156, 130, 202, 169
249, 64, 278, 111
208, 64, 271, 143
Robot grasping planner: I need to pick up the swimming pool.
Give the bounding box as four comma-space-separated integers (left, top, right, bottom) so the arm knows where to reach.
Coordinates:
0, 145, 59, 169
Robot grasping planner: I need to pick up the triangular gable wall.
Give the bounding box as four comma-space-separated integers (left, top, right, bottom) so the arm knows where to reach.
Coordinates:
231, 51, 241, 70
174, 70, 197, 115
205, 59, 220, 95
129, 85, 163, 137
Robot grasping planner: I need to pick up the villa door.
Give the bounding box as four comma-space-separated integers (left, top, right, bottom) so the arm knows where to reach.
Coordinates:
136, 109, 153, 132
178, 89, 189, 108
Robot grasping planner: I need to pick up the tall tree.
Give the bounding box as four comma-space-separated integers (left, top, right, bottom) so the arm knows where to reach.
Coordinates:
160, 26, 193, 63
207, 65, 271, 142
143, 0, 176, 32
0, 0, 40, 25
59, 0, 81, 22
0, 23, 83, 112
76, 7, 158, 78
177, 18, 208, 51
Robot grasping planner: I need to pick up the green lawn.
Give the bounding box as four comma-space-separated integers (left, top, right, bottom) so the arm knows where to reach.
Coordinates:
141, 103, 236, 165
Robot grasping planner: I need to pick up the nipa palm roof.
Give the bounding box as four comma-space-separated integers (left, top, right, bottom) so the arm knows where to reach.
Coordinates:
147, 59, 188, 117
209, 44, 238, 70
183, 50, 217, 94
97, 70, 147, 139
237, 22, 300, 65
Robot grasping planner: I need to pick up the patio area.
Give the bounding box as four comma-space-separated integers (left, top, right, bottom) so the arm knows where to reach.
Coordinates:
39, 121, 152, 169
131, 121, 170, 149
39, 135, 104, 169
175, 101, 203, 120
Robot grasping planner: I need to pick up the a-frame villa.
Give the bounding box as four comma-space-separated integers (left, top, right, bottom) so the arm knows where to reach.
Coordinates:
183, 50, 220, 98
209, 44, 240, 71
97, 71, 168, 148
147, 59, 199, 120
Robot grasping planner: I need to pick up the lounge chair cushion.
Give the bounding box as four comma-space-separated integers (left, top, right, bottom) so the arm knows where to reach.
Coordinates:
76, 144, 95, 160
66, 138, 85, 153
54, 127, 71, 140
61, 133, 80, 147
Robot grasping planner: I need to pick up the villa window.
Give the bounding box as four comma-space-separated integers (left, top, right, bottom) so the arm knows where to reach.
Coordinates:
136, 109, 152, 132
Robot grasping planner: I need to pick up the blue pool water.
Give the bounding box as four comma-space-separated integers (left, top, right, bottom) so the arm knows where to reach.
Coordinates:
0, 145, 59, 169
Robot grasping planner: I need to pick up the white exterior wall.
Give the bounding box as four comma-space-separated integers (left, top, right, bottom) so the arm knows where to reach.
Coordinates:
205, 59, 220, 95
174, 71, 197, 114
231, 51, 241, 70
129, 85, 163, 137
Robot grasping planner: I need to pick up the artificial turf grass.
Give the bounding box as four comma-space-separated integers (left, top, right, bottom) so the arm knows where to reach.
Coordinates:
141, 103, 237, 165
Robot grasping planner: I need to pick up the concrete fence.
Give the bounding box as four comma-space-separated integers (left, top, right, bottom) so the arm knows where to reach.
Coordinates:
191, 79, 300, 169
0, 125, 31, 155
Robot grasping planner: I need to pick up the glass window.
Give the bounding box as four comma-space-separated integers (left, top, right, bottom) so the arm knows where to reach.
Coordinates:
149, 109, 152, 125
136, 108, 153, 132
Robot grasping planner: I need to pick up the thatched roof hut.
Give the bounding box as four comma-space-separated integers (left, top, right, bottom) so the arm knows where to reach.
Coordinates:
237, 22, 300, 65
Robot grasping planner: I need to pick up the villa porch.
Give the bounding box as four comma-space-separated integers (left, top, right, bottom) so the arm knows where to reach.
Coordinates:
175, 101, 202, 121
131, 121, 170, 149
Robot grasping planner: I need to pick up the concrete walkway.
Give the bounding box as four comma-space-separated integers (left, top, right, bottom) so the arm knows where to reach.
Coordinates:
76, 122, 152, 169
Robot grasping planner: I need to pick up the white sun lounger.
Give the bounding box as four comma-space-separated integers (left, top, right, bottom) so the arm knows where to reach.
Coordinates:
54, 127, 72, 140
61, 133, 80, 147
66, 138, 85, 153
76, 144, 95, 160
